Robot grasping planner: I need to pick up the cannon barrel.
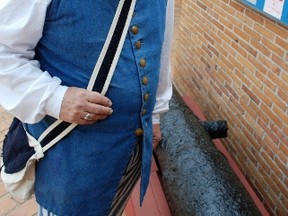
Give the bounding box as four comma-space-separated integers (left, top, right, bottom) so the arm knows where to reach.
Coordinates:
155, 89, 261, 216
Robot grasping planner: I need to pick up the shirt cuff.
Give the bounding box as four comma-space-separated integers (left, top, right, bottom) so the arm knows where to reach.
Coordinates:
45, 85, 68, 119
152, 113, 160, 124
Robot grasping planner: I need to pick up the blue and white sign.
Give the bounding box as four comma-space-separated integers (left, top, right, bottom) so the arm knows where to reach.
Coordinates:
238, 0, 288, 27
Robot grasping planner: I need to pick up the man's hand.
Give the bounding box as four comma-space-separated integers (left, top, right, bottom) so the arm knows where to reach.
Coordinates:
153, 124, 162, 149
59, 87, 113, 125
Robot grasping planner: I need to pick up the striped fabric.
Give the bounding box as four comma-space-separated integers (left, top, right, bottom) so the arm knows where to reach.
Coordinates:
38, 143, 142, 216
109, 142, 142, 216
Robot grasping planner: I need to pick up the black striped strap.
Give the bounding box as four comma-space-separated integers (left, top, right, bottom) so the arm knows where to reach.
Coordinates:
39, 0, 136, 151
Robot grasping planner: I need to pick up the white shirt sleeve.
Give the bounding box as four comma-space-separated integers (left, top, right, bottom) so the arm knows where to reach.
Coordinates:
152, 0, 174, 124
0, 0, 68, 124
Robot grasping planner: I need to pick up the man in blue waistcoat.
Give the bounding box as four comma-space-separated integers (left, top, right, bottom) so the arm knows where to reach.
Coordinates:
0, 0, 174, 215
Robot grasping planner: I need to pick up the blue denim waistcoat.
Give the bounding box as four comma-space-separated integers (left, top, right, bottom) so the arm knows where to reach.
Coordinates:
26, 0, 167, 215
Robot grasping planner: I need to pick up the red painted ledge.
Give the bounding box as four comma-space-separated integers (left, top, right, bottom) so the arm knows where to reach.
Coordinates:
124, 157, 172, 216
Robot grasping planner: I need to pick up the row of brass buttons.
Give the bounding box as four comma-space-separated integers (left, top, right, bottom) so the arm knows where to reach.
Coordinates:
132, 24, 147, 137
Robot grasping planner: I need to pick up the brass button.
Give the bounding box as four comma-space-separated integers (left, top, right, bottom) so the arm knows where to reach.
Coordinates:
144, 93, 149, 101
135, 41, 142, 50
141, 109, 147, 116
139, 58, 146, 68
142, 76, 148, 85
131, 25, 139, 35
135, 128, 144, 136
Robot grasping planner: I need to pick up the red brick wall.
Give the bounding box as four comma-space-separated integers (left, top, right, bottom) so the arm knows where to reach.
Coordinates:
172, 0, 288, 215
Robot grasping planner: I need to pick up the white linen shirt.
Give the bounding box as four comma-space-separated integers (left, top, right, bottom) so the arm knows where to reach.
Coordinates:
0, 0, 174, 124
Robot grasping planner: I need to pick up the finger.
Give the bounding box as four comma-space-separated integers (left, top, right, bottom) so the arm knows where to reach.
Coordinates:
87, 91, 112, 107
83, 113, 109, 121
82, 112, 93, 120
86, 103, 113, 116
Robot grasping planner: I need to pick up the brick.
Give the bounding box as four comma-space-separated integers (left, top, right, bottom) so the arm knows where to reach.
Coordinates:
218, 30, 233, 46
8, 197, 37, 216
0, 182, 8, 198
0, 122, 10, 131
231, 40, 247, 58
212, 18, 225, 31
278, 193, 288, 215
262, 37, 285, 58
243, 25, 261, 41
202, 44, 213, 58
212, 2, 232, 19
261, 191, 278, 215
265, 20, 288, 39
218, 16, 233, 29
227, 14, 243, 29
203, 32, 214, 45
275, 36, 288, 51
221, 40, 237, 57
260, 122, 280, 145
267, 158, 285, 181
272, 106, 288, 128
251, 39, 271, 57
229, 1, 245, 13
275, 203, 288, 216
214, 43, 228, 58
260, 151, 276, 174
239, 99, 259, 120
242, 85, 260, 105
239, 40, 258, 57
254, 23, 275, 40
258, 54, 281, 75
200, 56, 212, 70
224, 82, 239, 100
267, 71, 286, 89
270, 124, 288, 146
270, 172, 288, 200
236, 11, 254, 28
263, 168, 282, 198
244, 8, 264, 25
247, 55, 267, 75
272, 54, 288, 71
196, 0, 207, 10
200, 11, 213, 25
252, 85, 273, 107
0, 132, 5, 143
239, 118, 255, 143
234, 26, 250, 43
245, 141, 260, 165
210, 30, 224, 46
0, 196, 18, 215
259, 72, 277, 92
278, 88, 288, 105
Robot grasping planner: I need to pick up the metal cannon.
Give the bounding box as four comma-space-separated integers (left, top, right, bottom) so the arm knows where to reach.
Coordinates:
155, 89, 261, 216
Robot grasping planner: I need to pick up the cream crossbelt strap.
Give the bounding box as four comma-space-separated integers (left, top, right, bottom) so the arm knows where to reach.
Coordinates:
37, 0, 136, 152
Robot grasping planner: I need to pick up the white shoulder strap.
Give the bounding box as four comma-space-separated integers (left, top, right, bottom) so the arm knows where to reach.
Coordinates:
40, 0, 137, 152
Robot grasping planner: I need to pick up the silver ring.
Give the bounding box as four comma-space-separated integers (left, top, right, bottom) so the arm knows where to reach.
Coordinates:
84, 113, 93, 120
